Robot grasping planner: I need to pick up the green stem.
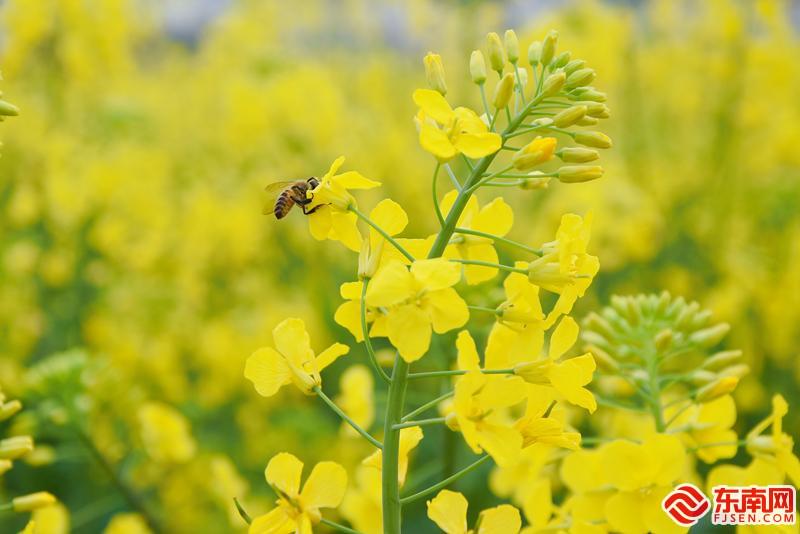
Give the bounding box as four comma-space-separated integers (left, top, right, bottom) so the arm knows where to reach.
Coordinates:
0, 503, 13, 513
444, 164, 461, 190
399, 455, 491, 505
432, 163, 444, 227
393, 417, 446, 430
234, 497, 252, 525
402, 391, 454, 422
320, 518, 363, 534
479, 84, 493, 130
513, 64, 527, 106
467, 305, 499, 315
454, 227, 542, 255
407, 368, 514, 380
449, 258, 527, 274
314, 386, 383, 449
360, 279, 391, 384
350, 206, 415, 263
74, 427, 163, 534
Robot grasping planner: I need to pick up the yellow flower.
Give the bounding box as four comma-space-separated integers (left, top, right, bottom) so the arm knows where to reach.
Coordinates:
336, 365, 374, 438
745, 394, 800, 486
31, 502, 70, 534
357, 198, 409, 277
448, 334, 527, 466
512, 137, 557, 171
365, 259, 468, 362
103, 513, 152, 534
306, 156, 381, 251
333, 281, 388, 343
513, 317, 597, 413
527, 213, 599, 326
515, 386, 581, 449
363, 426, 423, 486
137, 402, 196, 463
244, 318, 349, 396
440, 191, 514, 285
667, 395, 738, 463
250, 452, 347, 534
427, 489, 521, 534
341, 466, 382, 534
485, 271, 545, 369
413, 89, 501, 162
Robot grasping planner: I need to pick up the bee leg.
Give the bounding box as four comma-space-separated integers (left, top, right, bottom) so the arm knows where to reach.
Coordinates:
302, 204, 322, 215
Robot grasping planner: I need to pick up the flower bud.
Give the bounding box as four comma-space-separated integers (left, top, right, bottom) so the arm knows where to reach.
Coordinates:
0, 436, 34, 460
553, 51, 571, 68
512, 137, 557, 171
470, 50, 487, 85
589, 346, 619, 372
696, 376, 739, 403
574, 131, 613, 149
565, 68, 596, 89
564, 59, 586, 75
493, 73, 515, 109
702, 350, 743, 371
445, 412, 460, 431
12, 492, 56, 512
358, 238, 382, 279
654, 329, 673, 352
0, 399, 22, 421
541, 30, 558, 66
528, 41, 542, 66
568, 87, 607, 102
557, 147, 599, 163
557, 165, 604, 183
552, 105, 587, 128
487, 32, 506, 72
504, 29, 519, 63
689, 323, 730, 348
691, 369, 717, 385
424, 52, 447, 95
577, 116, 599, 126
0, 99, 19, 117
516, 68, 528, 90
519, 176, 551, 190
585, 102, 610, 118
540, 71, 566, 97
0, 459, 11, 475
719, 364, 749, 379
513, 361, 550, 384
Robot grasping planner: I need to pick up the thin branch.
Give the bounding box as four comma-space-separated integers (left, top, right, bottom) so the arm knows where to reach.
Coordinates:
314, 386, 383, 449
400, 455, 491, 504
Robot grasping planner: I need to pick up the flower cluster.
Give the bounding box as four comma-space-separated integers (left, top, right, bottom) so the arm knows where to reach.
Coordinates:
242, 28, 611, 533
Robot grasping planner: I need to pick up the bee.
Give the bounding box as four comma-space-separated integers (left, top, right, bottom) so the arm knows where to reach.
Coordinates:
264, 177, 321, 219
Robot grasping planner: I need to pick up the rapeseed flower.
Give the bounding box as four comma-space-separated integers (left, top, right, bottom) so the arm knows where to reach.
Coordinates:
306, 156, 381, 251
363, 426, 423, 485
668, 395, 738, 463
427, 489, 521, 534
440, 191, 514, 284
485, 271, 545, 368
333, 281, 388, 342
365, 259, 468, 362
413, 89, 501, 162
744, 394, 800, 485
336, 365, 374, 438
137, 402, 196, 463
244, 318, 349, 396
250, 452, 347, 534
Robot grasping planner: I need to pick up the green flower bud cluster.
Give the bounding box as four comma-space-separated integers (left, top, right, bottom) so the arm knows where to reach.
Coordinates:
583, 293, 744, 414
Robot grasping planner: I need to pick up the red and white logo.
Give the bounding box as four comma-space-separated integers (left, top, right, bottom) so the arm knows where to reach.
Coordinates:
662, 483, 711, 526
663, 484, 797, 527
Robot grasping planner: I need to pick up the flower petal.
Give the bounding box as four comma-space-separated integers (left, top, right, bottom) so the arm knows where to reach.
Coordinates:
549, 316, 579, 360
370, 199, 408, 239
472, 197, 513, 237
454, 132, 502, 159
315, 342, 349, 371
387, 304, 431, 362
272, 318, 314, 365
334, 301, 363, 342
427, 490, 468, 534
411, 258, 461, 290
413, 89, 454, 124
456, 330, 480, 371
244, 347, 291, 397
265, 452, 304, 497
463, 243, 499, 285
419, 122, 457, 161
427, 287, 469, 334
478, 422, 523, 467
477, 504, 522, 534
366, 261, 414, 307
332, 170, 381, 190
547, 354, 597, 412
300, 461, 348, 510
248, 506, 295, 534
330, 211, 362, 252
307, 206, 333, 241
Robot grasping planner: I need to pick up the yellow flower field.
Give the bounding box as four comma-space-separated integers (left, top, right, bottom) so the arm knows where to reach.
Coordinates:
0, 1, 797, 533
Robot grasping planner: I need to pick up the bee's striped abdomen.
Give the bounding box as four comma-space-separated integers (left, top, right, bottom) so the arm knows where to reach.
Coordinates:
274, 191, 295, 219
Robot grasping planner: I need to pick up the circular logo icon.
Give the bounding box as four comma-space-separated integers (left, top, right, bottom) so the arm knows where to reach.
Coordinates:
662, 483, 711, 526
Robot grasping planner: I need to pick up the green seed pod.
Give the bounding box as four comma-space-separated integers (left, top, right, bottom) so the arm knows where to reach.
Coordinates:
574, 131, 613, 149
540, 71, 566, 97
504, 29, 520, 63
541, 29, 558, 66
487, 32, 506, 72
568, 86, 607, 102
553, 105, 587, 128
493, 73, 515, 109
565, 68, 596, 89
564, 59, 586, 75
553, 51, 571, 68
557, 165, 604, 183
423, 52, 447, 95
528, 41, 542, 66
470, 50, 487, 85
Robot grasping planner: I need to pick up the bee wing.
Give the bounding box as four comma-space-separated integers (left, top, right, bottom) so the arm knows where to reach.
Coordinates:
263, 181, 296, 195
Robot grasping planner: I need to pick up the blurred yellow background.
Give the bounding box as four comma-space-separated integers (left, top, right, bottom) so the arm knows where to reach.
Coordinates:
0, 0, 798, 532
